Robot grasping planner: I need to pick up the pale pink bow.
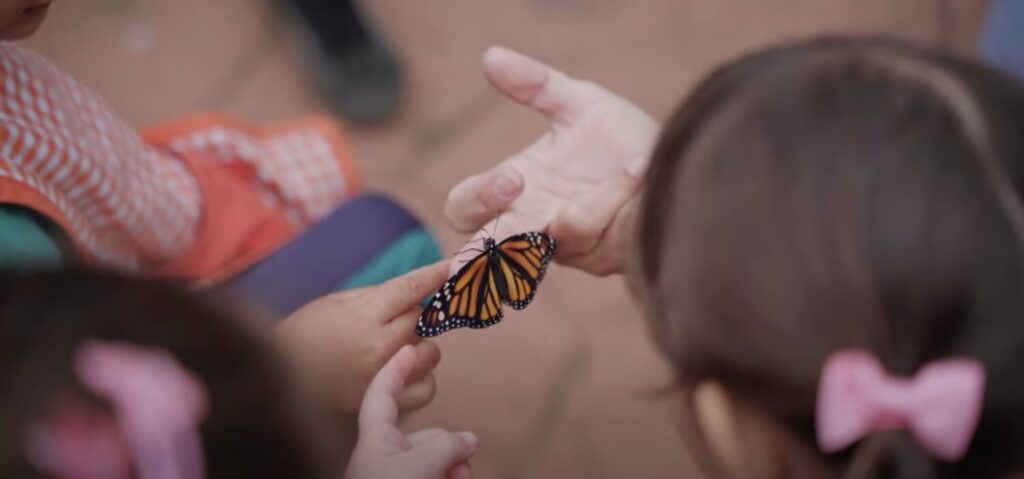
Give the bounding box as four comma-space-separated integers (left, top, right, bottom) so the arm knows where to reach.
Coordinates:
25, 341, 208, 479
816, 349, 985, 462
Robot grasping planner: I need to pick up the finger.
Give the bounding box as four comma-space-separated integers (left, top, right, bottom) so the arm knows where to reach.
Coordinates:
550, 156, 647, 258
386, 309, 424, 344
558, 195, 639, 276
445, 167, 525, 233
391, 341, 440, 412
449, 462, 472, 479
408, 341, 441, 382
371, 261, 451, 318
406, 428, 449, 447
482, 45, 606, 124
396, 374, 437, 412
449, 211, 543, 277
407, 431, 478, 477
358, 345, 417, 434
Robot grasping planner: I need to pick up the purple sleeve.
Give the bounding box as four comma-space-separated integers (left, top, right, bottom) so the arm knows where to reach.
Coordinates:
223, 194, 421, 318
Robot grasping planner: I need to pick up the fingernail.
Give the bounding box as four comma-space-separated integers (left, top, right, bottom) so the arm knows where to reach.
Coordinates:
626, 156, 649, 178
493, 173, 521, 199
458, 431, 478, 447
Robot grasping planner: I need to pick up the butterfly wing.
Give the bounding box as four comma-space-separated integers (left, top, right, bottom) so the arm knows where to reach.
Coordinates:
496, 232, 557, 310
416, 252, 505, 337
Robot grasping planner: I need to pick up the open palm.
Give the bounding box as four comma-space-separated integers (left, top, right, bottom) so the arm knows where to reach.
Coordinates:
446, 47, 659, 276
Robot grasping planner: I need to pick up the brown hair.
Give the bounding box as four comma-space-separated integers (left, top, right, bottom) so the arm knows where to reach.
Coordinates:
0, 269, 337, 478
639, 37, 1024, 478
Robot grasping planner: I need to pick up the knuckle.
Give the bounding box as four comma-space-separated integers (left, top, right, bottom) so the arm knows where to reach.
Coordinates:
420, 375, 438, 404
403, 275, 422, 296
419, 342, 441, 367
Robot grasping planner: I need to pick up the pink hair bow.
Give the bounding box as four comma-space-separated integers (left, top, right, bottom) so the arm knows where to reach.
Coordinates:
816, 349, 985, 462
25, 341, 208, 479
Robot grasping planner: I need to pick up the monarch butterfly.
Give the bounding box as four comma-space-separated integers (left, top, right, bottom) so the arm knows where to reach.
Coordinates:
416, 232, 556, 337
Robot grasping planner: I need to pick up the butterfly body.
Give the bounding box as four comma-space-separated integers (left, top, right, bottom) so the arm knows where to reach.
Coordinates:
416, 232, 556, 337
482, 238, 511, 301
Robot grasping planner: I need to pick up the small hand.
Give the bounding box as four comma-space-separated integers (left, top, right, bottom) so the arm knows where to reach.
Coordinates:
445, 46, 659, 276
346, 345, 477, 479
274, 262, 448, 414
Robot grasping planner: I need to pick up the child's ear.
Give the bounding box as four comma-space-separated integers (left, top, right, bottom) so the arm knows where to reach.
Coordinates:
693, 380, 780, 479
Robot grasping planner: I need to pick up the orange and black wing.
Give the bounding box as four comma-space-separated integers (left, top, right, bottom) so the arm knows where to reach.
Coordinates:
496, 232, 557, 310
416, 252, 505, 337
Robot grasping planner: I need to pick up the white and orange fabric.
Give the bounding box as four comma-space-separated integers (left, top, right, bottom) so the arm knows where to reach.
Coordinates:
0, 43, 358, 282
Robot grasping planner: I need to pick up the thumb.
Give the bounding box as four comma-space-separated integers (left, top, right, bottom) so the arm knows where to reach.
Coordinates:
404, 431, 477, 478
550, 155, 647, 259
481, 46, 604, 124
445, 166, 524, 234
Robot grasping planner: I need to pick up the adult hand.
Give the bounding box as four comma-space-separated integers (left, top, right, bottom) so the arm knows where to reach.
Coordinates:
445, 46, 660, 276
274, 262, 447, 414
346, 345, 477, 479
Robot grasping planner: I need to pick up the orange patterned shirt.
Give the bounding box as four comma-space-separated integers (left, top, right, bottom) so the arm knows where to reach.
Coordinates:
0, 43, 358, 281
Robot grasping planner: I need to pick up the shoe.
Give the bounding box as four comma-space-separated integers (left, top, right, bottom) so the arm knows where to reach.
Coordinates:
271, 0, 403, 124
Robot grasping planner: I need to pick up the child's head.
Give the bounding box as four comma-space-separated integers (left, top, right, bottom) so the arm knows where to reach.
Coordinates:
0, 269, 336, 478
639, 37, 1024, 478
0, 0, 50, 40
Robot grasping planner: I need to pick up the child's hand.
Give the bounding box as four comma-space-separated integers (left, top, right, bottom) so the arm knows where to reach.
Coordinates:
444, 46, 660, 277
346, 345, 477, 479
274, 262, 448, 414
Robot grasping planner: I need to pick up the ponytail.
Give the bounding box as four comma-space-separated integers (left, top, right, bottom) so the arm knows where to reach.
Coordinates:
845, 432, 936, 479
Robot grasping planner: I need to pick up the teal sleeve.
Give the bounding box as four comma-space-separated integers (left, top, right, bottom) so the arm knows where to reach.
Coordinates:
0, 205, 64, 269
336, 227, 442, 305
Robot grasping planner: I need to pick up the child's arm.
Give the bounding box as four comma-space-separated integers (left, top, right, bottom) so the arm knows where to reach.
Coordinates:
346, 345, 477, 479
272, 261, 448, 414
445, 47, 660, 278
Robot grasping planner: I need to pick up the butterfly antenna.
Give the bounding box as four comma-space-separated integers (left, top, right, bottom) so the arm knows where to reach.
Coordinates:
493, 211, 502, 238
454, 247, 485, 256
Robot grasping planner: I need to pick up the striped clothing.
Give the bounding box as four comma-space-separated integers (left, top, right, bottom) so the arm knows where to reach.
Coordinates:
0, 43, 357, 281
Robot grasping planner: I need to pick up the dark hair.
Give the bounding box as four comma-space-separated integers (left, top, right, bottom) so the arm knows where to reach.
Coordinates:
639, 37, 1024, 478
0, 269, 337, 478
